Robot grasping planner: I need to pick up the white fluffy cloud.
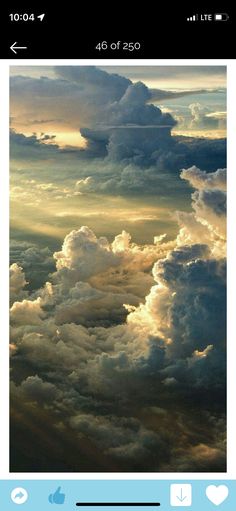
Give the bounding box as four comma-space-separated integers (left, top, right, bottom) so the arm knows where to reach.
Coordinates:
181, 166, 226, 191
176, 166, 226, 256
10, 263, 28, 304
54, 226, 120, 280
10, 297, 45, 326
46, 227, 173, 327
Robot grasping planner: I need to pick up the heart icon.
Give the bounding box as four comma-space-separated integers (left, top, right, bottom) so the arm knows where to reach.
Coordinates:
206, 485, 229, 506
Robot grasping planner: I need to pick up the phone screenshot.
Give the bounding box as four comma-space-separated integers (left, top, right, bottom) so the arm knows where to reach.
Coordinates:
0, 4, 235, 510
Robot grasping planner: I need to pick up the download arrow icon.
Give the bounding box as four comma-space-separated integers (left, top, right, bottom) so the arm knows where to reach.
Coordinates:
177, 488, 186, 502
10, 42, 27, 54
170, 484, 192, 506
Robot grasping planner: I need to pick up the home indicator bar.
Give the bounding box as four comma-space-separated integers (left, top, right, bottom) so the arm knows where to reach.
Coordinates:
76, 504, 161, 507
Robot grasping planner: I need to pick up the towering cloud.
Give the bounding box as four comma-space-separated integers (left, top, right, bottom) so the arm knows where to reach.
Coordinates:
10, 263, 28, 305
10, 66, 226, 174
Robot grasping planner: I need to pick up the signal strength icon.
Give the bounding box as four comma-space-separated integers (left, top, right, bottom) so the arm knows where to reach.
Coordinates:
187, 14, 198, 21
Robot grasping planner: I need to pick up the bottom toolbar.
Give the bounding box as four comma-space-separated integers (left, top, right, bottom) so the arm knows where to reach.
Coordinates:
0, 480, 235, 510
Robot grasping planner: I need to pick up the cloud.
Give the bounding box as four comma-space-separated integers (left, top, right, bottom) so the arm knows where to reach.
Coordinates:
10, 67, 226, 471
10, 297, 45, 326
10, 263, 28, 304
181, 166, 226, 191
53, 282, 141, 327
69, 413, 167, 466
53, 226, 120, 281
10, 171, 226, 468
12, 375, 60, 404
55, 66, 130, 104
126, 168, 226, 387
99, 65, 226, 85
10, 130, 61, 159
188, 103, 226, 131
179, 166, 226, 249
10, 240, 55, 291
11, 67, 226, 203
150, 88, 209, 102
72, 136, 226, 197
80, 79, 177, 165
10, 67, 131, 135
40, 228, 171, 328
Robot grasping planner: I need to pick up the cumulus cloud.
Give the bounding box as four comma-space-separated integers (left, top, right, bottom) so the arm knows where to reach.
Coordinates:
54, 226, 120, 280
10, 263, 28, 304
10, 297, 45, 326
184, 103, 224, 131
10, 168, 226, 471
181, 166, 226, 191
38, 228, 171, 328
12, 375, 60, 404
189, 103, 218, 129
178, 166, 226, 255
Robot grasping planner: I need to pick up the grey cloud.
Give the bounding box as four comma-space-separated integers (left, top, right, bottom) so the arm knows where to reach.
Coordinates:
188, 103, 226, 131
99, 66, 226, 81
192, 189, 226, 216
157, 253, 226, 359
74, 136, 226, 196
55, 66, 130, 102
10, 130, 61, 160
69, 413, 167, 466
13, 375, 60, 404
10, 240, 55, 291
150, 88, 209, 102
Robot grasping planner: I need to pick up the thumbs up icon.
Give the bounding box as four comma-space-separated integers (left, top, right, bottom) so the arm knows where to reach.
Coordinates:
49, 487, 65, 505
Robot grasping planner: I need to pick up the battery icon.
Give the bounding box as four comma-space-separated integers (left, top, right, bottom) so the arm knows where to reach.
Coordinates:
214, 13, 229, 21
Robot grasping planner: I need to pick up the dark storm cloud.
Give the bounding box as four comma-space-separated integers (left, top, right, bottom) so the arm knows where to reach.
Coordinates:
74, 137, 226, 196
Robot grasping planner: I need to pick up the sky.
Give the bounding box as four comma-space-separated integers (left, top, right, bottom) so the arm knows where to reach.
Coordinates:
10, 66, 226, 472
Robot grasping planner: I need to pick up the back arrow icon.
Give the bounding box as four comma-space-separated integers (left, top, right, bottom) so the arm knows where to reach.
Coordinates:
10, 42, 27, 54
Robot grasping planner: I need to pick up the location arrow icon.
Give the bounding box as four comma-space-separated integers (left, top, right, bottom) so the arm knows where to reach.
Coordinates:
37, 13, 45, 21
